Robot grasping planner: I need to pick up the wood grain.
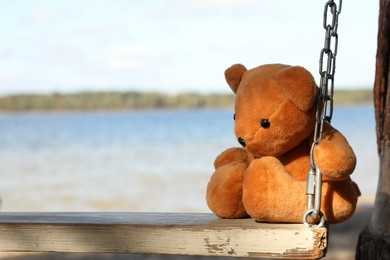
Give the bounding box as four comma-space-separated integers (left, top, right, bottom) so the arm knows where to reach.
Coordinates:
0, 212, 327, 259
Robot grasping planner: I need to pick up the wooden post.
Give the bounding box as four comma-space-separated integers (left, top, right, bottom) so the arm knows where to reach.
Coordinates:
356, 0, 390, 258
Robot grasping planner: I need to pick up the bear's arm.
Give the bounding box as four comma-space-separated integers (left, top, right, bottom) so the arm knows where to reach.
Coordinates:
214, 147, 254, 169
313, 122, 356, 181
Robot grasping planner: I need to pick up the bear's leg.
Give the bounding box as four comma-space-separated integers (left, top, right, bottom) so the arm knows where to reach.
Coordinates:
321, 180, 359, 224
242, 156, 307, 223
242, 157, 359, 224
206, 162, 249, 218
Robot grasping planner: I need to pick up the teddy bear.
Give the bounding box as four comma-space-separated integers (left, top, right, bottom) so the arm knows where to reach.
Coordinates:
206, 63, 360, 224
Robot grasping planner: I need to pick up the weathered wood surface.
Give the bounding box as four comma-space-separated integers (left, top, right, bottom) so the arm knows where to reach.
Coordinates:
356, 0, 390, 258
371, 0, 390, 236
0, 212, 327, 259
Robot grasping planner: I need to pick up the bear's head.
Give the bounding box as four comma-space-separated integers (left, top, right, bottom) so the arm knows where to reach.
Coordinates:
225, 64, 318, 158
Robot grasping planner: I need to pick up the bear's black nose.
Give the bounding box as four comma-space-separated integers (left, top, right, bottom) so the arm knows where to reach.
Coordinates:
238, 137, 246, 147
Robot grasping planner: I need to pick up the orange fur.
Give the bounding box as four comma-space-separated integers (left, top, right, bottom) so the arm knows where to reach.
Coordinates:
206, 63, 360, 224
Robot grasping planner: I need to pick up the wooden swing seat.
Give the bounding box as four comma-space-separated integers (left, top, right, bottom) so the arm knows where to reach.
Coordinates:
0, 212, 327, 259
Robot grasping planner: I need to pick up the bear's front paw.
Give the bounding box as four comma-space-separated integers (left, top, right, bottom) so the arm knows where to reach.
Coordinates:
314, 139, 356, 181
214, 147, 254, 169
206, 162, 249, 218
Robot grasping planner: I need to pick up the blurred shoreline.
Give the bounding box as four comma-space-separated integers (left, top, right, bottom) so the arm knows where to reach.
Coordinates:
0, 89, 373, 112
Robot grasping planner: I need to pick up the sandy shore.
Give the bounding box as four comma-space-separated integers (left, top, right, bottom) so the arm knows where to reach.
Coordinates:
0, 193, 375, 260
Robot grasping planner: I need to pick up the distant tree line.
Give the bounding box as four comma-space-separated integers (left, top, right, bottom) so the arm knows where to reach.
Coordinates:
0, 91, 235, 111
0, 89, 373, 112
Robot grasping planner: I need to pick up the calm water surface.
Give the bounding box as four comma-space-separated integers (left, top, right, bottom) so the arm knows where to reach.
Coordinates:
0, 105, 377, 212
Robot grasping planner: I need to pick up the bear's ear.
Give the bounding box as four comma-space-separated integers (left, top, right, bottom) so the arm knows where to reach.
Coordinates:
225, 64, 247, 93
277, 66, 318, 112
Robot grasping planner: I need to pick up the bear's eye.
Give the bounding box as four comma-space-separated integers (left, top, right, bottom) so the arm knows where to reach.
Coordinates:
261, 119, 270, 128
233, 113, 236, 120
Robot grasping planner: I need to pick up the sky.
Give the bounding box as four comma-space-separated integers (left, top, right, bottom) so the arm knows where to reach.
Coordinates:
0, 0, 380, 96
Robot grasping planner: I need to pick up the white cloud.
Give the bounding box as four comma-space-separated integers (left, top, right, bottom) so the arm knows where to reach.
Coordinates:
181, 0, 257, 13
151, 0, 259, 17
0, 48, 11, 58
0, 1, 378, 95
106, 45, 165, 71
81, 26, 114, 39
112, 45, 164, 59
107, 59, 144, 70
30, 8, 58, 22
0, 71, 18, 81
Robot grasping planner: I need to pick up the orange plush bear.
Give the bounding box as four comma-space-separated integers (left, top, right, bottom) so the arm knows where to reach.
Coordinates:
206, 63, 360, 224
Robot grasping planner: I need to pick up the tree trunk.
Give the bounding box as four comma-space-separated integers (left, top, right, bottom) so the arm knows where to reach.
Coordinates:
356, 0, 390, 258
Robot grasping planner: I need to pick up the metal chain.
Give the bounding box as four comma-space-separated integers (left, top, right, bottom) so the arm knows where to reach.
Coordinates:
304, 0, 342, 228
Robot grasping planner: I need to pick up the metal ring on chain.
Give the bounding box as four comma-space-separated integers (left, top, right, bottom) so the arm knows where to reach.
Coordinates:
303, 209, 326, 228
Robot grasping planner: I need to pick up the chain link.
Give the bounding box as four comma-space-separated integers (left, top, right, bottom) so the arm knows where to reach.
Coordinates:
304, 0, 342, 228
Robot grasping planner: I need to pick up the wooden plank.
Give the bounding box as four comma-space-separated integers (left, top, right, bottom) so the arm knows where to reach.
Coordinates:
0, 212, 327, 259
